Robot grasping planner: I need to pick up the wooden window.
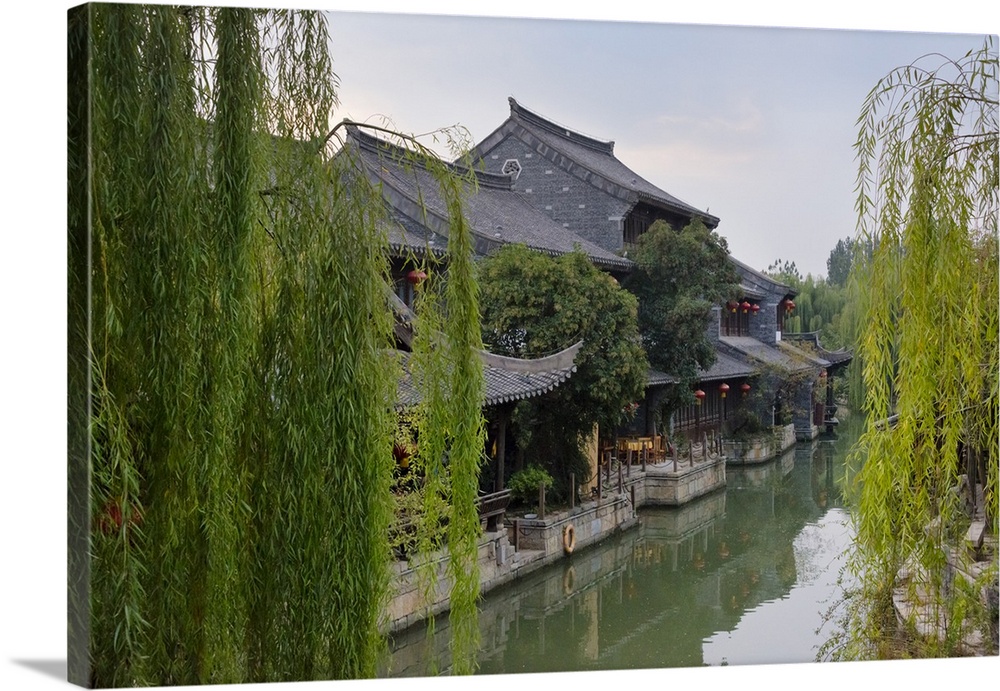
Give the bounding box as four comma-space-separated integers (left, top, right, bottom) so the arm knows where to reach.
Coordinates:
721, 304, 751, 336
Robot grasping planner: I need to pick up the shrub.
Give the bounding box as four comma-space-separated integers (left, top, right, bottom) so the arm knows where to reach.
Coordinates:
508, 466, 554, 506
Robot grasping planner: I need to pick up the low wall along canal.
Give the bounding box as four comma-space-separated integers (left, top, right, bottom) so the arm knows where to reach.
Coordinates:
382, 421, 861, 675
385, 429, 741, 634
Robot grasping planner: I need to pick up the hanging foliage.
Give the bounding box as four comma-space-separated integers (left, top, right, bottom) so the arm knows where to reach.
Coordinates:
69, 4, 485, 685
832, 38, 998, 660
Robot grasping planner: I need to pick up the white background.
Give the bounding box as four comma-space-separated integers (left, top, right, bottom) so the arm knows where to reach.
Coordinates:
2, 2, 996, 690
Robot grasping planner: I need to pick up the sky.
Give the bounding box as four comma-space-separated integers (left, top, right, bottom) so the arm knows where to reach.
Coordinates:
320, 7, 993, 278
0, 3, 996, 691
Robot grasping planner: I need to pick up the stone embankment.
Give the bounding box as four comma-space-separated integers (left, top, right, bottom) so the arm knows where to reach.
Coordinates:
385, 450, 727, 633
722, 423, 796, 465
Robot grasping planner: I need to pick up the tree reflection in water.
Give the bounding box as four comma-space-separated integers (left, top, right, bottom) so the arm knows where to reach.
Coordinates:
384, 420, 863, 676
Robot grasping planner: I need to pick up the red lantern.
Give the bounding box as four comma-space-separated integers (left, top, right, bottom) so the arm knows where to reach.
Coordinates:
727, 301, 737, 313
740, 300, 751, 313
751, 303, 760, 315
785, 299, 796, 313
740, 383, 751, 397
406, 269, 427, 285
718, 382, 730, 399
820, 369, 827, 379
694, 389, 706, 405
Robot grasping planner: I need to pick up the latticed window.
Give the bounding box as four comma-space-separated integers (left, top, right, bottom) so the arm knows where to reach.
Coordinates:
501, 158, 522, 180
721, 303, 752, 336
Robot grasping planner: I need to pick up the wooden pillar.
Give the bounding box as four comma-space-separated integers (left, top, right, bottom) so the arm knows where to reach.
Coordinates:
494, 408, 510, 493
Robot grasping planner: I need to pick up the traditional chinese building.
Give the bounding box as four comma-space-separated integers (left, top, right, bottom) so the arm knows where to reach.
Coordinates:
468, 98, 851, 448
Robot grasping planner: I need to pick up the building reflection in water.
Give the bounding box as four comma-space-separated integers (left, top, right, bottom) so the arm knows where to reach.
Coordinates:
383, 429, 858, 676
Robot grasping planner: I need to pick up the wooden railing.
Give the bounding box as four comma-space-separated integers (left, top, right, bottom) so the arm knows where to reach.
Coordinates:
476, 489, 511, 532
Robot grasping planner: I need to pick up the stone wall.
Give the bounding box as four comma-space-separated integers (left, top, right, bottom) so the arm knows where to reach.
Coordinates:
386, 454, 729, 634
386, 527, 531, 633
480, 137, 630, 252
642, 455, 727, 505
724, 423, 796, 464
508, 493, 637, 561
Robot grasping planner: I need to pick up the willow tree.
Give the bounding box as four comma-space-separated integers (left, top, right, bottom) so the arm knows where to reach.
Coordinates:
68, 5, 484, 686
834, 38, 998, 659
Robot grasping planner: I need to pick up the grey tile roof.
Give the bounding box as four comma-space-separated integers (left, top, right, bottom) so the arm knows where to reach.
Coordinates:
646, 368, 677, 387
697, 350, 756, 381
780, 332, 853, 368
381, 218, 448, 258
718, 336, 817, 373
395, 342, 582, 408
346, 126, 633, 272
729, 256, 795, 298
473, 98, 719, 227
646, 349, 754, 388
778, 342, 832, 368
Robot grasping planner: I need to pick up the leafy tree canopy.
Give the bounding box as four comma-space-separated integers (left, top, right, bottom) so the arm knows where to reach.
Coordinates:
479, 245, 647, 492
623, 218, 740, 388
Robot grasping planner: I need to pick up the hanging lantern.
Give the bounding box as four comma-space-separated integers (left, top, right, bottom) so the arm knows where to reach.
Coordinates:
751, 303, 760, 315
406, 269, 427, 285
820, 369, 828, 379
727, 301, 738, 313
740, 383, 751, 397
694, 389, 706, 405
741, 300, 751, 313
718, 382, 730, 399
785, 299, 796, 313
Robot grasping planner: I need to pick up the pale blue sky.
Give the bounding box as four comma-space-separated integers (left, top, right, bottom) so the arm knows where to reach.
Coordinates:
323, 6, 993, 277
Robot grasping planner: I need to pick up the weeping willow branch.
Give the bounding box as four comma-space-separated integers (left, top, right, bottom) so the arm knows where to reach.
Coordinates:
834, 36, 998, 661
72, 4, 486, 685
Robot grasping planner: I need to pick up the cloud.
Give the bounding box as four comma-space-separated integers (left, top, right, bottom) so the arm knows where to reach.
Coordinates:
654, 97, 765, 136
615, 141, 755, 186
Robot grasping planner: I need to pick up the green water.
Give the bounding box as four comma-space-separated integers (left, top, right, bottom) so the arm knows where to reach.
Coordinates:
385, 420, 861, 676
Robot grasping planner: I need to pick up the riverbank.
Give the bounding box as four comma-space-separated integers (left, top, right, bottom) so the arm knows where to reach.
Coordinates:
892, 482, 998, 656
723, 423, 796, 464
385, 450, 727, 633
382, 434, 858, 676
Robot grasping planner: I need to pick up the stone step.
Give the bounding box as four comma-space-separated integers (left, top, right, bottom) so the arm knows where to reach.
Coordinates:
965, 520, 986, 556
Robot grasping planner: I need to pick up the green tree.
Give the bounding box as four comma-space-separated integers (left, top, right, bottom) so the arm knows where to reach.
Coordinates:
825, 236, 877, 288
623, 218, 740, 412
69, 5, 485, 685
765, 257, 803, 283
832, 38, 998, 660
479, 245, 647, 496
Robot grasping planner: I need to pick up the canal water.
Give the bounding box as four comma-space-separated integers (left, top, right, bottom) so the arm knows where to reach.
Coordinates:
384, 419, 862, 676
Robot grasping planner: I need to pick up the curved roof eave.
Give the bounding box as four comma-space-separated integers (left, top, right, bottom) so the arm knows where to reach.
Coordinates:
484, 98, 720, 228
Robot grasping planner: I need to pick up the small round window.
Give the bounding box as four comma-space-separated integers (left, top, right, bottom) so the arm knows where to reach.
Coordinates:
501, 158, 522, 180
